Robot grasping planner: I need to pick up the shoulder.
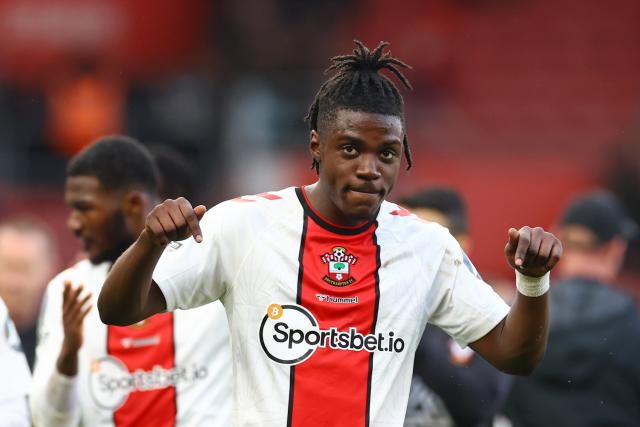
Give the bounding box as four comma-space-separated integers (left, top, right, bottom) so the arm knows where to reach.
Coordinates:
201, 187, 301, 231
377, 201, 459, 251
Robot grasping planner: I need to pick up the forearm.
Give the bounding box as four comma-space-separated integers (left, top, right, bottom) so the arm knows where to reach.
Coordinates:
56, 343, 79, 377
472, 272, 550, 375
497, 292, 548, 374
98, 230, 166, 325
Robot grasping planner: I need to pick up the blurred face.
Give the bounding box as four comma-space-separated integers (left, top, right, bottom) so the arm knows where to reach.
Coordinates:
0, 228, 55, 329
65, 176, 135, 264
308, 110, 404, 226
556, 224, 626, 282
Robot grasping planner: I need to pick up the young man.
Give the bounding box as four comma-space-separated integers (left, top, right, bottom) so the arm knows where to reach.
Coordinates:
401, 187, 511, 427
30, 136, 231, 427
99, 42, 562, 426
505, 190, 640, 426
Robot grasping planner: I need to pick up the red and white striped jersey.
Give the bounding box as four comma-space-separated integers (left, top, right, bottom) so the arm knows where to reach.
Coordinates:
153, 186, 510, 427
30, 259, 232, 427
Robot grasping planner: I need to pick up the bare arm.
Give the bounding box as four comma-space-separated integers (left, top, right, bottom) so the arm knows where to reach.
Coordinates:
470, 227, 562, 375
98, 198, 206, 326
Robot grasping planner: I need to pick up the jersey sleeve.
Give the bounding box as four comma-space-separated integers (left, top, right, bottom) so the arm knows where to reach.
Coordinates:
153, 203, 242, 311
427, 234, 510, 348
0, 298, 31, 401
29, 277, 81, 427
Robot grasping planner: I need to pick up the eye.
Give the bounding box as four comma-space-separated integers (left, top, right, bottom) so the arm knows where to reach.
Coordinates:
380, 149, 397, 160
342, 145, 357, 156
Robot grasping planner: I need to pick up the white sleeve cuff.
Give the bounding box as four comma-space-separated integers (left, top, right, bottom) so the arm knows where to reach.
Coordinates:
515, 270, 550, 297
46, 369, 78, 413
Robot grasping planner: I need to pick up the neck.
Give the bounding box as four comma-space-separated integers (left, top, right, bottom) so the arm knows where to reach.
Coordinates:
304, 182, 372, 228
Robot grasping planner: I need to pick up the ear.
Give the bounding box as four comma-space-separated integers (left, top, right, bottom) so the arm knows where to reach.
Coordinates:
121, 190, 149, 218
309, 130, 321, 162
606, 238, 628, 273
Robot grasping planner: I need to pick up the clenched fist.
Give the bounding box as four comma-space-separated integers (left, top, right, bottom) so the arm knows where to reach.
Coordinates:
144, 197, 207, 246
504, 226, 563, 278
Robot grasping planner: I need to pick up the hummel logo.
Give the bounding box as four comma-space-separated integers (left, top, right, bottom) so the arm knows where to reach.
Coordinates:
315, 294, 358, 304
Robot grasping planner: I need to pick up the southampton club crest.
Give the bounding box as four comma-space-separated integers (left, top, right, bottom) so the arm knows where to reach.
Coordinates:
320, 246, 358, 287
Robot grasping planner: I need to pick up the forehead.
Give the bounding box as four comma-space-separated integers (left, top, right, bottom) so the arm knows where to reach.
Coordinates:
559, 224, 600, 246
65, 175, 108, 201
329, 110, 403, 141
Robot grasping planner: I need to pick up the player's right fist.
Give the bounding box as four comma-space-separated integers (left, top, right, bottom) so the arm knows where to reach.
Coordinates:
144, 197, 206, 246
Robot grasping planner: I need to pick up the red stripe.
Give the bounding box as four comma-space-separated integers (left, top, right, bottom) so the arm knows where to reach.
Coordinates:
290, 218, 378, 427
389, 207, 411, 216
257, 192, 283, 200
107, 313, 176, 427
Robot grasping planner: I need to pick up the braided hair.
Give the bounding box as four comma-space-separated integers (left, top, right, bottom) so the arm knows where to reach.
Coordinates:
305, 40, 413, 172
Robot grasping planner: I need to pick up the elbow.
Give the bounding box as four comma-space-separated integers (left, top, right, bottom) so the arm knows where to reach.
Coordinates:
96, 294, 114, 325
97, 291, 126, 326
499, 347, 546, 376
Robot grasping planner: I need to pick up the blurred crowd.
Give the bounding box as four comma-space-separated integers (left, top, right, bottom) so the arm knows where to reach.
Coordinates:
1, 0, 640, 426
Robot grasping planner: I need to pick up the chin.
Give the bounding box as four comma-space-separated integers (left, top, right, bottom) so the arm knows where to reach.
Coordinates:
347, 205, 379, 223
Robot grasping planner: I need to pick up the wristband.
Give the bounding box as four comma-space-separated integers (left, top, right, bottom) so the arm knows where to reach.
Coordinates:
515, 270, 550, 297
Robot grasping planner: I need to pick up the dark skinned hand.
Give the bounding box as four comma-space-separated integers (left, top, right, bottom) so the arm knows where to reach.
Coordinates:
57, 281, 92, 376
504, 226, 563, 278
143, 197, 207, 246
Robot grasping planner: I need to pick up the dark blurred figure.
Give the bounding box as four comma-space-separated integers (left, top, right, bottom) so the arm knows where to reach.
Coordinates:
0, 218, 58, 369
148, 144, 197, 202
606, 136, 640, 304
402, 187, 512, 427
504, 190, 640, 427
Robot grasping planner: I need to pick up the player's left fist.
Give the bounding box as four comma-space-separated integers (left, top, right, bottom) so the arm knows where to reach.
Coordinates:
504, 226, 563, 278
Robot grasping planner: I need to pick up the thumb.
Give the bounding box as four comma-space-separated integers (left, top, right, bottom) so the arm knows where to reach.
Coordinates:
504, 228, 519, 255
194, 205, 207, 220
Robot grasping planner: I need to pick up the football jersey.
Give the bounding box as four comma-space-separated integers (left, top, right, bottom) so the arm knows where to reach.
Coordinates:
153, 187, 510, 427
0, 296, 31, 400
30, 259, 232, 427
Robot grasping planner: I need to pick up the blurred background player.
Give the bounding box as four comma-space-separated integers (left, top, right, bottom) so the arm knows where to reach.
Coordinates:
401, 187, 511, 427
504, 190, 640, 426
148, 144, 197, 202
0, 217, 58, 369
0, 295, 31, 427
30, 136, 231, 427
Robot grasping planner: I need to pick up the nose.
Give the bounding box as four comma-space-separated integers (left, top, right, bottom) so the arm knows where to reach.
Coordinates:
67, 210, 83, 236
356, 154, 382, 180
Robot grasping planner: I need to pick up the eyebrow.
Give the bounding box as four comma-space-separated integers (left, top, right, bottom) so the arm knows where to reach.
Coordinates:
338, 135, 402, 146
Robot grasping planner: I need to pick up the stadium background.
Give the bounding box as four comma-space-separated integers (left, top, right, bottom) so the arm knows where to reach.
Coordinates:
0, 0, 638, 287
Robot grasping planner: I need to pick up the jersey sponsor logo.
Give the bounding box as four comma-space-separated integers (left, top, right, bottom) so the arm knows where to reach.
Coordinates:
121, 335, 160, 349
88, 356, 208, 410
315, 293, 359, 304
259, 303, 405, 365
320, 246, 358, 286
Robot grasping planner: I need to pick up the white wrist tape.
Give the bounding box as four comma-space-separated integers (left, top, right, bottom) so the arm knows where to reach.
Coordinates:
515, 270, 550, 297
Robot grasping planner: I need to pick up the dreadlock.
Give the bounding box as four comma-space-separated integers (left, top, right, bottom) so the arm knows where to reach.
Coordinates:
305, 40, 413, 173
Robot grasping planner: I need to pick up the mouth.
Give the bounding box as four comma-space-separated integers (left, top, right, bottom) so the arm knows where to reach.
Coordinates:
345, 187, 384, 204
347, 186, 383, 196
